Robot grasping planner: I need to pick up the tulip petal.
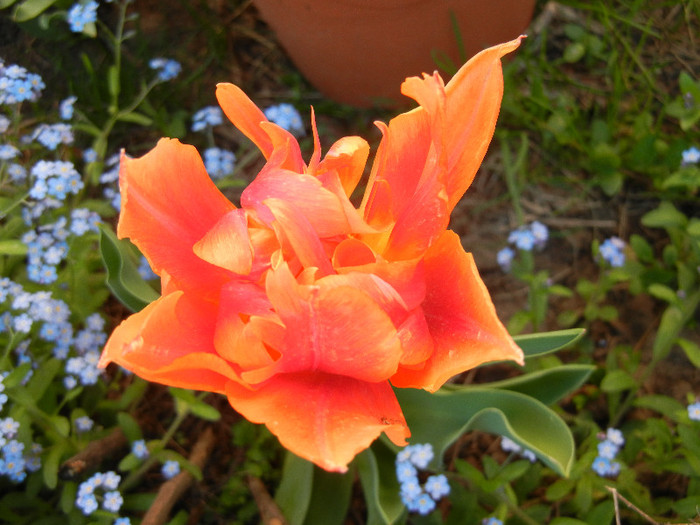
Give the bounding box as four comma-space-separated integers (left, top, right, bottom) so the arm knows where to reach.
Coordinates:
391, 230, 523, 391
117, 139, 236, 295
99, 291, 240, 393
193, 209, 253, 274
243, 263, 403, 384
225, 373, 409, 472
317, 136, 370, 197
216, 83, 306, 172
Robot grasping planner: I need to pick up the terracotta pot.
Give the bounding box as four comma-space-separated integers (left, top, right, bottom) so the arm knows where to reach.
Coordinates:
253, 0, 535, 107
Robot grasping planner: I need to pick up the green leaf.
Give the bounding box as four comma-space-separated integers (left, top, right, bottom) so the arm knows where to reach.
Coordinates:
486, 364, 595, 405
99, 223, 159, 312
275, 452, 314, 525
357, 444, 405, 525
0, 240, 27, 256
117, 112, 154, 126
647, 283, 680, 305
678, 338, 700, 368
514, 328, 585, 358
12, 0, 58, 21
117, 412, 142, 442
303, 467, 354, 525
652, 305, 684, 361
43, 442, 69, 489
600, 369, 637, 392
641, 201, 687, 229
396, 387, 575, 477
0, 0, 19, 9
634, 395, 685, 422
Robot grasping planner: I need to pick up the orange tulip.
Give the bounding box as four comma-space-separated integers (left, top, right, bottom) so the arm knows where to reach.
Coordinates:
100, 37, 525, 472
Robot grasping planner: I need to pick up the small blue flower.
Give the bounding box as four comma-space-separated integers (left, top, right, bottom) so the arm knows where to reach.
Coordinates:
264, 103, 305, 136
605, 427, 625, 447
114, 518, 131, 525
192, 106, 223, 131
424, 474, 450, 499
0, 143, 19, 159
102, 490, 124, 512
131, 439, 149, 460
408, 443, 434, 469
203, 147, 236, 179
497, 246, 515, 272
76, 493, 98, 515
75, 416, 94, 433
162, 460, 180, 479
508, 227, 536, 251
67, 1, 99, 33
597, 439, 619, 460
681, 146, 700, 166
149, 58, 181, 82
59, 96, 77, 120
688, 401, 700, 421
530, 220, 549, 248
482, 518, 503, 525
599, 237, 626, 267
395, 460, 418, 483
0, 115, 10, 132
83, 148, 98, 163
592, 456, 613, 477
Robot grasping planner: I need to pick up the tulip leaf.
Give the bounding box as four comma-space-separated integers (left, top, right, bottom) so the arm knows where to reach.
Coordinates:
275, 452, 314, 525
303, 465, 355, 525
99, 224, 159, 312
514, 328, 585, 358
396, 387, 575, 477
483, 364, 595, 405
357, 443, 405, 525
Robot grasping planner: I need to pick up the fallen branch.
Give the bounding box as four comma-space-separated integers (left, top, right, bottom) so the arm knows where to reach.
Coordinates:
247, 475, 288, 525
59, 427, 127, 480
140, 426, 216, 525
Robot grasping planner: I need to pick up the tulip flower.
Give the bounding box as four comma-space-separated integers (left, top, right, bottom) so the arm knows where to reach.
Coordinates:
100, 37, 525, 472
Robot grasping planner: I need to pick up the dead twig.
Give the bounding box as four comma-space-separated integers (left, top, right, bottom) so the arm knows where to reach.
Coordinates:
140, 426, 216, 525
247, 474, 288, 525
59, 427, 127, 480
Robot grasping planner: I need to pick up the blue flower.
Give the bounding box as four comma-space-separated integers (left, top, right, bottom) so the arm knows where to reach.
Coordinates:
59, 96, 77, 120
162, 460, 180, 479
131, 439, 149, 460
114, 518, 131, 525
395, 460, 418, 483
497, 246, 515, 272
0, 143, 19, 159
67, 1, 99, 33
76, 493, 98, 515
0, 115, 10, 132
681, 146, 700, 166
508, 227, 536, 251
149, 58, 181, 82
688, 401, 700, 421
264, 103, 305, 136
75, 416, 94, 433
605, 427, 625, 447
424, 474, 450, 499
592, 456, 612, 477
599, 237, 626, 267
482, 518, 503, 525
192, 106, 223, 131
597, 439, 619, 460
203, 147, 236, 179
102, 490, 124, 512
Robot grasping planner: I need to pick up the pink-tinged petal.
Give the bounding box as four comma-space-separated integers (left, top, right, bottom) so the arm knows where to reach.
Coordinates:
216, 83, 306, 172
225, 373, 409, 472
193, 209, 253, 274
242, 169, 353, 238
396, 309, 434, 366
317, 169, 376, 234
360, 38, 523, 258
391, 230, 523, 391
117, 139, 236, 295
99, 291, 240, 393
317, 135, 370, 197
263, 197, 335, 276
244, 263, 402, 384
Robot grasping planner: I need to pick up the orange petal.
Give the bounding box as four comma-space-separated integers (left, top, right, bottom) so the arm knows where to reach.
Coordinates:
390, 230, 523, 391
216, 83, 305, 172
99, 291, 240, 393
117, 139, 236, 296
317, 135, 370, 197
263, 197, 335, 277
193, 209, 253, 274
225, 373, 409, 472
246, 263, 403, 384
442, 37, 524, 211
242, 169, 352, 238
